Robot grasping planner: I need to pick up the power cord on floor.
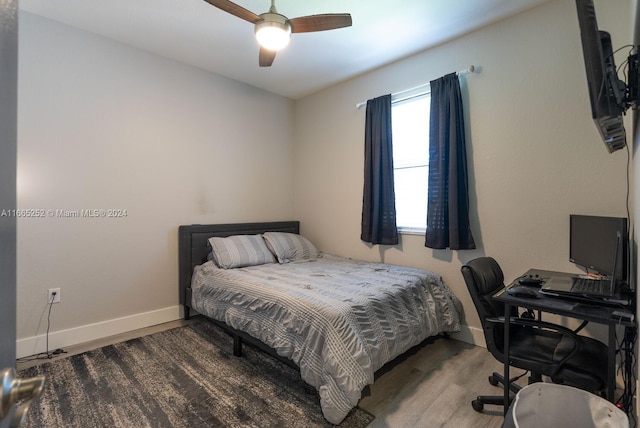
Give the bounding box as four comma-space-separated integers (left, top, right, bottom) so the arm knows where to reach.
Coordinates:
16, 292, 66, 364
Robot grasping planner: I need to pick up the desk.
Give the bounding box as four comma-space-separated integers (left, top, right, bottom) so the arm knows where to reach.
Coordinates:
493, 269, 635, 414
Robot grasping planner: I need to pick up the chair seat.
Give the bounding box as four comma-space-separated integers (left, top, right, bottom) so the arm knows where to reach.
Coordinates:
551, 335, 608, 392
508, 321, 607, 393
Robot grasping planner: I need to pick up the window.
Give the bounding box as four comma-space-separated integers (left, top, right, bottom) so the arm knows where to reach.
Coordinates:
391, 93, 430, 233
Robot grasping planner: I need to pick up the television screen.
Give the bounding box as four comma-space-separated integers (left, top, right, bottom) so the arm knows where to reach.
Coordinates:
575, 0, 627, 153
569, 214, 627, 281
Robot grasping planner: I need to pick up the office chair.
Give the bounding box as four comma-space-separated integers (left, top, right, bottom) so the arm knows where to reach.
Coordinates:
461, 257, 608, 412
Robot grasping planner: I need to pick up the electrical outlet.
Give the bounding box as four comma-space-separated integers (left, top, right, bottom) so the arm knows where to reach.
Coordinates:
48, 288, 61, 304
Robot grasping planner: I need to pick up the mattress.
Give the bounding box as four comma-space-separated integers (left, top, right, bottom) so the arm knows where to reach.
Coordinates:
190, 253, 462, 424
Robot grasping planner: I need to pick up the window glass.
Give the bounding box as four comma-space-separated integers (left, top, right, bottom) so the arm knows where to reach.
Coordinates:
392, 94, 430, 232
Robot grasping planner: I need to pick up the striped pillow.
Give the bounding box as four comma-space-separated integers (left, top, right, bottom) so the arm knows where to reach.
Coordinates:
262, 232, 318, 264
208, 235, 275, 269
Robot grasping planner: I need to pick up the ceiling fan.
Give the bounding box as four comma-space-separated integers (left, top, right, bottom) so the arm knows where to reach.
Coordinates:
203, 0, 352, 67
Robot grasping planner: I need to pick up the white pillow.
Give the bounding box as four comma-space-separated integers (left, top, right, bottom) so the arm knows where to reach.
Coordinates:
208, 235, 275, 269
262, 232, 318, 264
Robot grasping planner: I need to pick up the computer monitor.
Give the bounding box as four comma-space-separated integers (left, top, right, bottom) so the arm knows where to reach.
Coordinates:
569, 214, 627, 281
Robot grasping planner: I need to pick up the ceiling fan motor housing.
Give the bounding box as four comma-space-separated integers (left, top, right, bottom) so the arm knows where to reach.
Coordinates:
255, 12, 291, 50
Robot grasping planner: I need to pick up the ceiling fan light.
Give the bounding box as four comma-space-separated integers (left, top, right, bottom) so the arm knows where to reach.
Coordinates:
255, 20, 291, 51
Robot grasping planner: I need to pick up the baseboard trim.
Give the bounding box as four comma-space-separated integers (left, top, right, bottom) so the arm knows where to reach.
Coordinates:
17, 306, 181, 359
17, 311, 487, 358
450, 324, 486, 348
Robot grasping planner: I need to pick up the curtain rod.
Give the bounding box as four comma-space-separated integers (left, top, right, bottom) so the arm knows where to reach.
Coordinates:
355, 65, 476, 110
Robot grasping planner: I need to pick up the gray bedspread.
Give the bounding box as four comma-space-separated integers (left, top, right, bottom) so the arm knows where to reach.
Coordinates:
190, 254, 462, 424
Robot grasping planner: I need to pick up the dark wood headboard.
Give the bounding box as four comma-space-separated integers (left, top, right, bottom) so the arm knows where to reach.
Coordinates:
178, 221, 300, 318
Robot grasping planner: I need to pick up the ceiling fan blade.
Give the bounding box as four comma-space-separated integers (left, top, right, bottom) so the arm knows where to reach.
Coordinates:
259, 47, 277, 67
202, 0, 261, 24
289, 14, 352, 33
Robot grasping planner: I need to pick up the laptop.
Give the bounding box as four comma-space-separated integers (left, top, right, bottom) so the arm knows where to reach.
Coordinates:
541, 224, 627, 302
541, 275, 619, 298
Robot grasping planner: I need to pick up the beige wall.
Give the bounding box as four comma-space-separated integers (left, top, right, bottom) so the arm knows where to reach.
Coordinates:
16, 12, 295, 356
293, 0, 633, 342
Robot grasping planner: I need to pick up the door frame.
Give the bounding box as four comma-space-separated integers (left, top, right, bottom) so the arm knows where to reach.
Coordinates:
0, 0, 18, 426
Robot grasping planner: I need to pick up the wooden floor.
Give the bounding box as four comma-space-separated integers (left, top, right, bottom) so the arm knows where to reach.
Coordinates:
17, 319, 516, 428
359, 335, 518, 428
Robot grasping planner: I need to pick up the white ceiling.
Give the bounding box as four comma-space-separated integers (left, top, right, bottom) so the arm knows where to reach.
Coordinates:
19, 0, 552, 99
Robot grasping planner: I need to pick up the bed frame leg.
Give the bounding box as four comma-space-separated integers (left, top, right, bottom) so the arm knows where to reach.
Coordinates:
233, 335, 243, 357
184, 306, 190, 321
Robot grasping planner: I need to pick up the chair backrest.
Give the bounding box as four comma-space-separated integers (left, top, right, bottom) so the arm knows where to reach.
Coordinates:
461, 257, 512, 359
461, 257, 506, 320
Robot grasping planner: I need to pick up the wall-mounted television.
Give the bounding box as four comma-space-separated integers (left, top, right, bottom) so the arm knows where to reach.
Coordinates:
569, 214, 627, 281
575, 0, 639, 153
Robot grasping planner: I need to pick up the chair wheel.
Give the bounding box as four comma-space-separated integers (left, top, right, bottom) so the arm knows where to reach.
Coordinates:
472, 399, 484, 412
489, 374, 499, 386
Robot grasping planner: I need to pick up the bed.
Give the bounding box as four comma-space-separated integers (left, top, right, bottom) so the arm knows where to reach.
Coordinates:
178, 221, 462, 424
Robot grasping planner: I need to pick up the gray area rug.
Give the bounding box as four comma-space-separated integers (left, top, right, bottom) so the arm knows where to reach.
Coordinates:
19, 319, 374, 427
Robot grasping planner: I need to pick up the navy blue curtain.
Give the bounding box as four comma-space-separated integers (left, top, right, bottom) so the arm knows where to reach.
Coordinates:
361, 94, 398, 245
425, 73, 475, 250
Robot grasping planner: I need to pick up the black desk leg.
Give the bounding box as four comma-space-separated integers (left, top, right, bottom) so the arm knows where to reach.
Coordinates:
504, 303, 511, 416
607, 323, 616, 402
